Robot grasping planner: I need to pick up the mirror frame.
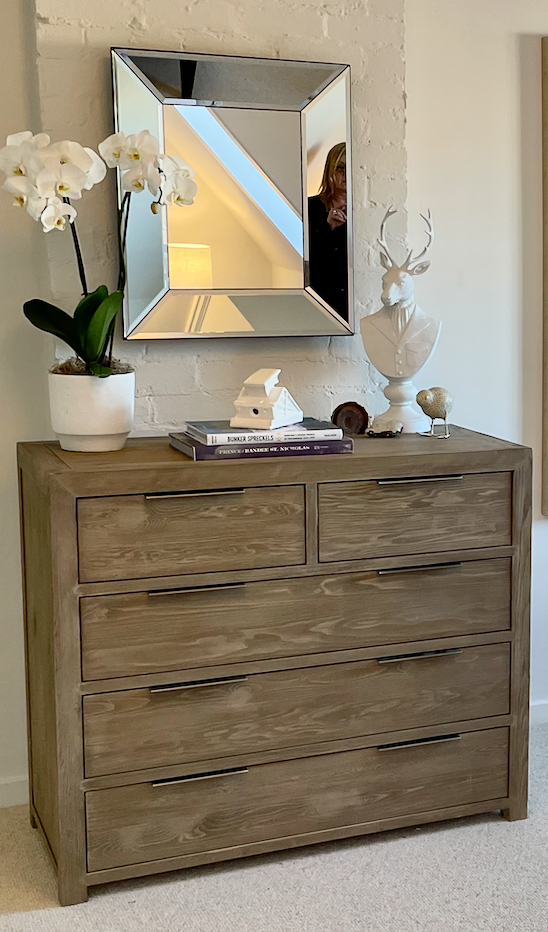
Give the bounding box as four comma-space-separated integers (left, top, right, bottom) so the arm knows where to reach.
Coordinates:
111, 47, 354, 340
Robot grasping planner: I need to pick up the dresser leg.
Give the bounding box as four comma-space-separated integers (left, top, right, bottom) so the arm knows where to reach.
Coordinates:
58, 876, 89, 907
30, 809, 37, 829
502, 803, 528, 822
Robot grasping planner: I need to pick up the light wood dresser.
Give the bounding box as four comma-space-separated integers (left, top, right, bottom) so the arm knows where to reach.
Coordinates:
17, 427, 531, 905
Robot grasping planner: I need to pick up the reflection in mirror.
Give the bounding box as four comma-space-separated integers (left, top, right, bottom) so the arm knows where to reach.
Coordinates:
112, 49, 353, 338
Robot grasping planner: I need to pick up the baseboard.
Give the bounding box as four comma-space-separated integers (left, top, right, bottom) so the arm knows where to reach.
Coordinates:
0, 775, 29, 808
530, 701, 548, 725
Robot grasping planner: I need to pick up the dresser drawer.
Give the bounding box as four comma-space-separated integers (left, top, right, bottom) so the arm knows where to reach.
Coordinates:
77, 485, 305, 583
86, 727, 509, 870
318, 472, 511, 562
80, 558, 511, 681
83, 644, 510, 777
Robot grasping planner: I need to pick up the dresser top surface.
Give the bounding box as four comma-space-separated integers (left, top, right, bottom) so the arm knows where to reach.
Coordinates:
18, 425, 529, 477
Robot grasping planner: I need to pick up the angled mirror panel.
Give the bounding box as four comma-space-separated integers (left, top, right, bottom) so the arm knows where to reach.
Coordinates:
113, 57, 168, 333
129, 292, 345, 338
112, 49, 353, 338
117, 49, 346, 110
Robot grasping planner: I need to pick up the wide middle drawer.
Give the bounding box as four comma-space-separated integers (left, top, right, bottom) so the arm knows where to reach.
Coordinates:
80, 558, 511, 680
77, 484, 306, 583
83, 643, 510, 777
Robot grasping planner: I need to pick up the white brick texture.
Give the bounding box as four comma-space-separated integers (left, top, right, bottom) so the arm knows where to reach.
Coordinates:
33, 0, 406, 429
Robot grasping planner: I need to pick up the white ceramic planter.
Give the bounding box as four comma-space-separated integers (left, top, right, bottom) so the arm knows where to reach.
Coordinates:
48, 370, 135, 452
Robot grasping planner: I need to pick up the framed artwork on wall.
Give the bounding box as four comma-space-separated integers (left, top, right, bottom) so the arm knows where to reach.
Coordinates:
542, 37, 548, 514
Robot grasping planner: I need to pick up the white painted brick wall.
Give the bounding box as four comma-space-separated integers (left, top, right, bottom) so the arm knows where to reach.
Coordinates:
33, 0, 406, 431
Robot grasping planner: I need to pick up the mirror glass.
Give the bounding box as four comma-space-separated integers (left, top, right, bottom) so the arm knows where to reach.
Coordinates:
112, 49, 353, 338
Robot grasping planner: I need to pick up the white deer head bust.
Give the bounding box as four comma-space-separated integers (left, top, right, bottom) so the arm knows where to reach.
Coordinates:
360, 205, 441, 434
379, 207, 433, 310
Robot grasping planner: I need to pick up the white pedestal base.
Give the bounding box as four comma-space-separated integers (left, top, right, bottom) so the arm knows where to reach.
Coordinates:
373, 377, 430, 434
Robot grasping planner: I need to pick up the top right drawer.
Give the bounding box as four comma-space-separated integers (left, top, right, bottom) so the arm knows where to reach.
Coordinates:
318, 472, 512, 562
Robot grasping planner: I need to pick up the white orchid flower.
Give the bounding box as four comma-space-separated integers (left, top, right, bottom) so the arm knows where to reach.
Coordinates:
124, 130, 159, 168
6, 131, 50, 148
82, 147, 107, 189
40, 196, 77, 232
160, 153, 194, 180
41, 140, 93, 175
36, 161, 88, 200
0, 140, 45, 182
122, 161, 161, 195
161, 170, 197, 207
27, 190, 49, 221
3, 176, 49, 220
3, 175, 34, 207
98, 132, 128, 169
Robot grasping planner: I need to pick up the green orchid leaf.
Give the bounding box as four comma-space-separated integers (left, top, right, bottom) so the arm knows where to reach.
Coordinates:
83, 291, 123, 363
74, 285, 109, 343
24, 299, 82, 357
89, 361, 113, 378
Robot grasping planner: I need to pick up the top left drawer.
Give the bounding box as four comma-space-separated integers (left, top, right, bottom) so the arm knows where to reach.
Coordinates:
77, 486, 306, 583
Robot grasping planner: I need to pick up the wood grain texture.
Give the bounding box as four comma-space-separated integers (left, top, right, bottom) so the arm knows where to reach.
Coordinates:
18, 469, 59, 860
85, 796, 511, 884
17, 431, 531, 904
505, 454, 532, 820
82, 713, 513, 791
86, 727, 510, 871
49, 480, 89, 906
77, 486, 306, 583
318, 472, 512, 562
83, 645, 510, 777
80, 558, 511, 681
23, 427, 526, 501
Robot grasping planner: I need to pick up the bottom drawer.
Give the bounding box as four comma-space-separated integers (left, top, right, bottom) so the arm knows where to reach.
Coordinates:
86, 727, 509, 871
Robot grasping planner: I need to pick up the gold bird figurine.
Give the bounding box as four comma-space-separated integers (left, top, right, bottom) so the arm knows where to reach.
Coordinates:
416, 387, 454, 438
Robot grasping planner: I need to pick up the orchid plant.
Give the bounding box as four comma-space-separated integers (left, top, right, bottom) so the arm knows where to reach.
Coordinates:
0, 129, 197, 376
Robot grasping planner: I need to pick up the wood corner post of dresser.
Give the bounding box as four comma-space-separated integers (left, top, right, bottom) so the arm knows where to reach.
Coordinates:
51, 477, 89, 907
506, 453, 532, 824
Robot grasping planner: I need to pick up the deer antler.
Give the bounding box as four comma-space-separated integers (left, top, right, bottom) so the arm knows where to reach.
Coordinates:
378, 206, 398, 267
405, 210, 433, 269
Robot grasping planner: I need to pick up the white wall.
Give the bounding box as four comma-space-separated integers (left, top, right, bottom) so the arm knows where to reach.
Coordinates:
0, 1, 407, 804
0, 0, 50, 805
406, 0, 548, 716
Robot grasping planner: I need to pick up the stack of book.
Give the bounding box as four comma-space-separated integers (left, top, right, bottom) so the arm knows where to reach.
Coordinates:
169, 418, 353, 460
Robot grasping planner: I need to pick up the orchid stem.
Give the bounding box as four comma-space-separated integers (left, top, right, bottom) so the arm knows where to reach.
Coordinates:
64, 198, 88, 297
117, 192, 131, 292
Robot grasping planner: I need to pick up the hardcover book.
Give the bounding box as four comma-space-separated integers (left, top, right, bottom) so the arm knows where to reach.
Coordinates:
169, 432, 354, 461
184, 417, 343, 446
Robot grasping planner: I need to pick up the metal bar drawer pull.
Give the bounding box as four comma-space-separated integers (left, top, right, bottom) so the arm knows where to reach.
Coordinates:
148, 583, 247, 598
377, 734, 461, 752
376, 475, 464, 486
145, 488, 245, 500
152, 767, 249, 788
150, 675, 248, 694
378, 562, 462, 577
377, 648, 462, 664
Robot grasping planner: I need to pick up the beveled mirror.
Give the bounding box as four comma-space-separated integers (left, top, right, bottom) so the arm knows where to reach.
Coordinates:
111, 48, 353, 339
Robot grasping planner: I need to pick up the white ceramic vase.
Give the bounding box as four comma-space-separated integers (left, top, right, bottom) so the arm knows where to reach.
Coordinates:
48, 370, 135, 452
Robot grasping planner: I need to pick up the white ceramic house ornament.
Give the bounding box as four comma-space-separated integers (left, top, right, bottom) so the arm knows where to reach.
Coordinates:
230, 369, 304, 430
360, 208, 441, 433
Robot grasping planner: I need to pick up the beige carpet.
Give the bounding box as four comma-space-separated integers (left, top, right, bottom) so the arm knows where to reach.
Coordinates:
1, 725, 547, 931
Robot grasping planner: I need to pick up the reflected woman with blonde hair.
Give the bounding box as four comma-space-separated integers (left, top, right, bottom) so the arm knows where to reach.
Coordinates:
308, 142, 348, 319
